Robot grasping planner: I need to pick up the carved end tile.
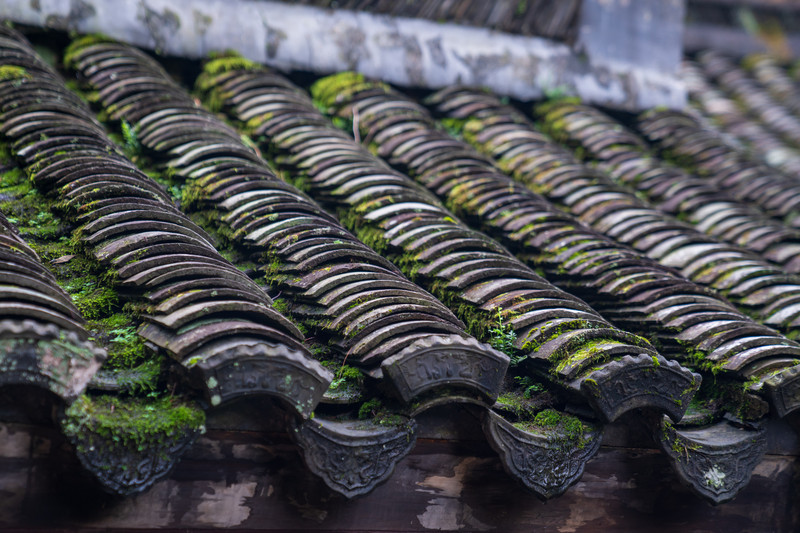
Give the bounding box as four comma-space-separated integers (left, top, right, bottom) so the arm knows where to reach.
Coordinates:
657, 416, 767, 505
183, 339, 333, 418
0, 319, 105, 403
59, 396, 204, 496
291, 415, 417, 498
580, 354, 701, 423
482, 409, 601, 500
381, 335, 509, 405
763, 365, 800, 418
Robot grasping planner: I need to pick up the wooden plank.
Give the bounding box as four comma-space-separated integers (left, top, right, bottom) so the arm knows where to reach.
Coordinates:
1, 405, 799, 531
684, 23, 800, 55
689, 0, 800, 8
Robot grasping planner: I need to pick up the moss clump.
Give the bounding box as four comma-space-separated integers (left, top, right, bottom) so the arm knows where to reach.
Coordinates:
62, 394, 205, 452
322, 362, 364, 402
514, 375, 545, 398
66, 278, 119, 320
271, 297, 290, 315
309, 72, 390, 114
104, 323, 149, 369
0, 65, 30, 80
695, 377, 769, 422
357, 397, 404, 426
676, 338, 717, 373
439, 117, 467, 139
120, 119, 141, 157
63, 34, 114, 69
496, 387, 545, 421
310, 72, 365, 108
514, 408, 591, 448
195, 51, 261, 94
662, 419, 700, 460
0, 141, 154, 387
111, 358, 163, 395
553, 337, 619, 374
205, 53, 260, 75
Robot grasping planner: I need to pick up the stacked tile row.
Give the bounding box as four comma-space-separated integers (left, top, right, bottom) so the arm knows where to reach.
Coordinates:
202, 66, 703, 424
65, 39, 517, 498
0, 26, 208, 495
66, 38, 509, 408
654, 61, 800, 228
530, 99, 800, 345
680, 60, 800, 178
427, 87, 800, 418
744, 54, 800, 117
295, 77, 785, 503
0, 206, 105, 401
195, 66, 693, 498
16, 36, 333, 416
416, 88, 798, 502
196, 61, 757, 501
537, 101, 800, 274
313, 78, 713, 396
0, 28, 339, 495
698, 51, 800, 151
688, 52, 800, 226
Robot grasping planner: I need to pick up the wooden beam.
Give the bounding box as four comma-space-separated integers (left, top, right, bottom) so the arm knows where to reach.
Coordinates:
2, 405, 799, 531
0, 0, 686, 110
684, 23, 800, 55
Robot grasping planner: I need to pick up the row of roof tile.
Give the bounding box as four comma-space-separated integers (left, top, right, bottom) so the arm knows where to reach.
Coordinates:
2, 24, 800, 505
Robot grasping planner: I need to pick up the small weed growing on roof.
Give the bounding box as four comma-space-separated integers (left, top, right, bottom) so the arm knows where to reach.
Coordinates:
488, 307, 517, 359
514, 375, 544, 398
321, 361, 363, 401
120, 120, 140, 156
358, 398, 383, 420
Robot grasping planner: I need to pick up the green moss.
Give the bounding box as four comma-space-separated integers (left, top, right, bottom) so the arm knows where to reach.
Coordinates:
105, 323, 148, 369
514, 375, 545, 398
335, 208, 390, 255
331, 114, 355, 133
322, 361, 364, 402
692, 376, 769, 422
0, 139, 157, 386
676, 339, 718, 373
195, 51, 261, 94
356, 397, 404, 426
495, 381, 547, 420
551, 336, 614, 369
120, 119, 141, 157
532, 408, 561, 426
439, 117, 468, 139
71, 281, 119, 320
310, 72, 366, 109
63, 34, 115, 69
62, 394, 205, 451
662, 419, 701, 460
205, 54, 259, 75
513, 408, 591, 449
271, 297, 290, 315
0, 65, 30, 80
107, 357, 163, 395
